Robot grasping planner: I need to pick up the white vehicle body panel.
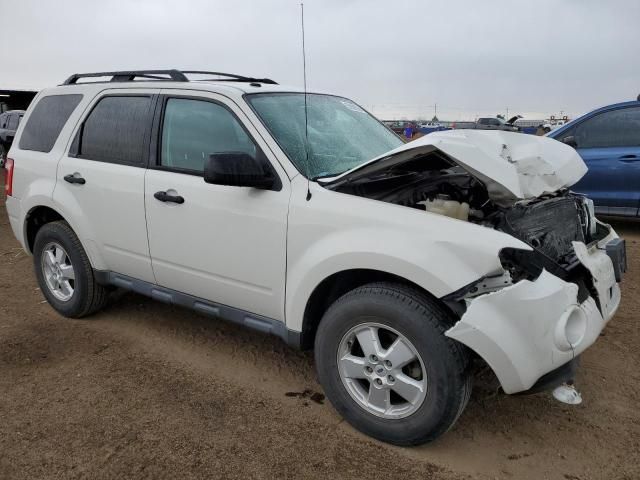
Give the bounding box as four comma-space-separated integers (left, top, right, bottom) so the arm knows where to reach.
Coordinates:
323, 130, 588, 206
144, 89, 290, 321
284, 176, 531, 332
53, 88, 158, 282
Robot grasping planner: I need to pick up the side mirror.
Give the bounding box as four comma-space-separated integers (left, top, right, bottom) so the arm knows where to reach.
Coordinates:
562, 136, 577, 148
204, 152, 275, 189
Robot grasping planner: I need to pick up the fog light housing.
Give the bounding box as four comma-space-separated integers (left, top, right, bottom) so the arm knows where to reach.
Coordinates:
554, 305, 587, 351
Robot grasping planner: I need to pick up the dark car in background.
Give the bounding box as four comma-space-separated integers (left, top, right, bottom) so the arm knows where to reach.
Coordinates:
473, 116, 521, 132
0, 110, 24, 166
548, 100, 640, 217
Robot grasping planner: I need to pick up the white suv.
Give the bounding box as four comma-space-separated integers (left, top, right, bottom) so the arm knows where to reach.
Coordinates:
5, 70, 626, 445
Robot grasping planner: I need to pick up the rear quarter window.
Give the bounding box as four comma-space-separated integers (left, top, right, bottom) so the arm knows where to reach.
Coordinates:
19, 94, 83, 152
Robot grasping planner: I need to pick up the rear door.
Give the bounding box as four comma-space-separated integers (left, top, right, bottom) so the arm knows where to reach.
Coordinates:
562, 105, 640, 216
54, 90, 158, 282
144, 90, 290, 320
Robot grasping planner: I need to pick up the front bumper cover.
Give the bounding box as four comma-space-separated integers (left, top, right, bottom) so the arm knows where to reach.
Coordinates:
445, 235, 621, 394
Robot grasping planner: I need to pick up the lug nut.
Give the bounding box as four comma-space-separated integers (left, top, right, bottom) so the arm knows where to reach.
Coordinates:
370, 355, 379, 362
375, 378, 383, 386
384, 360, 392, 368
365, 366, 373, 373
387, 375, 395, 383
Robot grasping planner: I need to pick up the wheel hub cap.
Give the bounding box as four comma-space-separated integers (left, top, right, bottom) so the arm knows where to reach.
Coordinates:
41, 242, 75, 302
337, 322, 427, 419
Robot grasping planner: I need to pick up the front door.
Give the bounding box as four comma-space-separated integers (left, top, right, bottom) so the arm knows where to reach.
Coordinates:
568, 105, 640, 216
144, 91, 290, 321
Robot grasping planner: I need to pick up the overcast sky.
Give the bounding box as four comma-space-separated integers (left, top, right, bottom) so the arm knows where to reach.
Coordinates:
1, 0, 638, 120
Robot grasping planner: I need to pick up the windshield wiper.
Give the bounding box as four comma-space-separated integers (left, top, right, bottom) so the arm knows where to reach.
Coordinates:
311, 171, 347, 181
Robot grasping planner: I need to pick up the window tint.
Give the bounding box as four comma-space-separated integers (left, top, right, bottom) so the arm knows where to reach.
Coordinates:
19, 94, 83, 152
80, 96, 151, 164
7, 114, 19, 130
161, 98, 256, 172
574, 107, 640, 148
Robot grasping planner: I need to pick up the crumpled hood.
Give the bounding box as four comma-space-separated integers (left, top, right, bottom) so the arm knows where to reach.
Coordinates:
321, 130, 588, 206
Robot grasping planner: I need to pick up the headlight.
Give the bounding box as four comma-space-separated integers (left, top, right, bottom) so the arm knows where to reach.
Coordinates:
582, 197, 597, 237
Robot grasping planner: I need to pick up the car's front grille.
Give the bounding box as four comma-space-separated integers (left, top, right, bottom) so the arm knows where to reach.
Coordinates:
501, 196, 586, 261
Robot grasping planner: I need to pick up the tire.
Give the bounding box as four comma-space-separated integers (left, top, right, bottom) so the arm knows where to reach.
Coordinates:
0, 144, 6, 168
33, 221, 109, 318
314, 282, 471, 446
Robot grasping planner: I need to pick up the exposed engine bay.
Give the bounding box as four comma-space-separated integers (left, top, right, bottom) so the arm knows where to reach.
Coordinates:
326, 150, 610, 298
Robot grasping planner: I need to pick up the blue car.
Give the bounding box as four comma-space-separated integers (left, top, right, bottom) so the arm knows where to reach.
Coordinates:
548, 98, 640, 217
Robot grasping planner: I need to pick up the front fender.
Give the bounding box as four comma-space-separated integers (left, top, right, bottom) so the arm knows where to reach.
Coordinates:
285, 178, 530, 332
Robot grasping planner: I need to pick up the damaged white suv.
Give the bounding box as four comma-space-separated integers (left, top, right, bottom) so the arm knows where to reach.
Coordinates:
5, 70, 626, 445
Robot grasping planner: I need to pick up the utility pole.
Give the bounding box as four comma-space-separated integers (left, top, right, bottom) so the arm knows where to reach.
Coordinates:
506, 106, 509, 118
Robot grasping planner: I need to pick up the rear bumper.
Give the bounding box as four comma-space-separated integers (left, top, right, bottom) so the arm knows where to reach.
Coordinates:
446, 232, 621, 394
5, 195, 25, 249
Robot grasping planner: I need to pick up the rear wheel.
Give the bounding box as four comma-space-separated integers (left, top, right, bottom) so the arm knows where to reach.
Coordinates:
33, 221, 109, 317
314, 282, 471, 445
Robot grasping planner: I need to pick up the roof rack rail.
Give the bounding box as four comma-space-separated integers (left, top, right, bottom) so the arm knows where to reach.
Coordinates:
61, 69, 278, 85
181, 71, 278, 85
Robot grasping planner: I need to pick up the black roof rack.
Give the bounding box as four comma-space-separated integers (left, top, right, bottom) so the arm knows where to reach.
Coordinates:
61, 69, 277, 85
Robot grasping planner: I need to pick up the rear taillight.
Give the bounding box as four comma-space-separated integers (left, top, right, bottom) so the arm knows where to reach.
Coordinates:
5, 158, 14, 197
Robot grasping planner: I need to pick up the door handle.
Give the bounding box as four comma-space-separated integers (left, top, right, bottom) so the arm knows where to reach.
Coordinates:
619, 155, 639, 162
64, 173, 86, 185
154, 190, 185, 204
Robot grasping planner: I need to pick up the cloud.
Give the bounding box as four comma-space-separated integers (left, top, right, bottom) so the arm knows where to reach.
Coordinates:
1, 0, 638, 120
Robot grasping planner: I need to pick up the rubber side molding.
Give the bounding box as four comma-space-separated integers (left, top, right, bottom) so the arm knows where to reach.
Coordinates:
94, 270, 301, 348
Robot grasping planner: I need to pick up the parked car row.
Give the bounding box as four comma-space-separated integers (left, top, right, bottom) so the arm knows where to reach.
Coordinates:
0, 109, 24, 166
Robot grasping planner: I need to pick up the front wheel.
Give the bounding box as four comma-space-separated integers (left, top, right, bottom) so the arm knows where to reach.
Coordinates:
314, 282, 471, 445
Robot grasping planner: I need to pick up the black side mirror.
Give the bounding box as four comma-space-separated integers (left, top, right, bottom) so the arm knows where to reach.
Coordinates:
562, 136, 577, 148
204, 152, 275, 189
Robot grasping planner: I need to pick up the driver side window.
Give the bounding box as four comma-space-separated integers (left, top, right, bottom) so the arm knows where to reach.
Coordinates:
161, 98, 257, 172
571, 107, 640, 148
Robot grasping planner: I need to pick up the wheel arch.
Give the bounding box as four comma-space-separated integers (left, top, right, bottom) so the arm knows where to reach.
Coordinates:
24, 205, 66, 254
298, 268, 456, 350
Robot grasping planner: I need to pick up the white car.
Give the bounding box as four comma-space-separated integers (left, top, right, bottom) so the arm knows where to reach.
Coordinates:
4, 70, 626, 445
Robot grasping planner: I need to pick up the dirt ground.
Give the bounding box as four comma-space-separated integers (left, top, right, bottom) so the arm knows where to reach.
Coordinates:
1, 170, 638, 480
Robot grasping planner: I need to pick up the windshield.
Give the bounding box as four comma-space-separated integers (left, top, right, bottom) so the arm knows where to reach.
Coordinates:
246, 93, 403, 179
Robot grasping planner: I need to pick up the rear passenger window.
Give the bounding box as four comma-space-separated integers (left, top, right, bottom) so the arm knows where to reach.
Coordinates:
78, 96, 151, 165
19, 94, 83, 152
160, 98, 256, 172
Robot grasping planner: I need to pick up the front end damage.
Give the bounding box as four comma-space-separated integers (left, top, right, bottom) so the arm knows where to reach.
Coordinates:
322, 130, 626, 395
445, 229, 622, 394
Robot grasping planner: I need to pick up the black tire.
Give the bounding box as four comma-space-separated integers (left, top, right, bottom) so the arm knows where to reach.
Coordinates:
0, 144, 6, 168
33, 221, 109, 318
314, 282, 471, 446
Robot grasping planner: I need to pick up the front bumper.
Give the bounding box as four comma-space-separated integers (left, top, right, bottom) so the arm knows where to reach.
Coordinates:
445, 232, 621, 394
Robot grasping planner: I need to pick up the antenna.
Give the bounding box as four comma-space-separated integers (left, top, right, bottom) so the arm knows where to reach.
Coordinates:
301, 2, 312, 201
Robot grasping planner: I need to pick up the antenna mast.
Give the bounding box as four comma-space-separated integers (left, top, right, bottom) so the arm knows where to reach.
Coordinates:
301, 2, 312, 201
